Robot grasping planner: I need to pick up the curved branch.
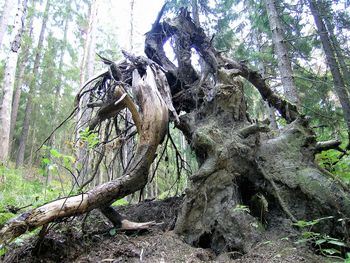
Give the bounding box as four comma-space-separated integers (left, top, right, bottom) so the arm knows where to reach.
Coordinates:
217, 55, 299, 122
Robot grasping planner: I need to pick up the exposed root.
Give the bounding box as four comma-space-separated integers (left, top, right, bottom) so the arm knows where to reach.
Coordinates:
120, 220, 163, 230
256, 159, 298, 223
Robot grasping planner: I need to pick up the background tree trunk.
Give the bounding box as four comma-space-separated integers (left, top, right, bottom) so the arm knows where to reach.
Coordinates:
9, 1, 35, 155
308, 0, 350, 143
0, 0, 28, 163
264, 0, 300, 107
0, 0, 15, 48
16, 0, 50, 167
323, 10, 350, 92
77, 0, 98, 184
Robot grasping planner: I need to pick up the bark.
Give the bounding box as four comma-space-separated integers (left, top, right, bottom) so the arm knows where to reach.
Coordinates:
250, 20, 278, 129
0, 0, 15, 48
0, 0, 28, 163
264, 0, 300, 107
308, 0, 350, 144
47, 16, 70, 184
120, 0, 136, 188
16, 0, 50, 167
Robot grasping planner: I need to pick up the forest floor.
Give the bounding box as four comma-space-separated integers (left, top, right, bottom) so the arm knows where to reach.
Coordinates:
2, 197, 334, 263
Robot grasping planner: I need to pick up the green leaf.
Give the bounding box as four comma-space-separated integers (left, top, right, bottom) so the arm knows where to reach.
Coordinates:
50, 149, 62, 158
109, 228, 117, 236
0, 246, 7, 257
321, 248, 341, 255
42, 158, 50, 165
315, 239, 326, 245
302, 231, 319, 239
327, 240, 346, 247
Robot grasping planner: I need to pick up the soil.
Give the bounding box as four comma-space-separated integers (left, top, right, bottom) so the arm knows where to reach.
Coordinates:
1, 197, 332, 263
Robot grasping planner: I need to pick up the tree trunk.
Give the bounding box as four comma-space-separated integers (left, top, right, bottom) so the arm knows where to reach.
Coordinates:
46, 13, 69, 184
308, 0, 350, 145
76, 0, 98, 184
323, 11, 350, 92
264, 0, 300, 107
129, 0, 135, 52
9, 1, 35, 155
250, 18, 278, 129
0, 0, 28, 163
16, 0, 50, 167
0, 0, 15, 48
191, 0, 200, 26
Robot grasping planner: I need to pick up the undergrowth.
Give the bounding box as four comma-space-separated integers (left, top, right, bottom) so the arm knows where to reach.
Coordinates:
0, 165, 70, 226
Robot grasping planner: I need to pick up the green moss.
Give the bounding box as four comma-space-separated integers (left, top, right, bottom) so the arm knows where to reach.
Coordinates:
0, 212, 15, 226
111, 199, 128, 206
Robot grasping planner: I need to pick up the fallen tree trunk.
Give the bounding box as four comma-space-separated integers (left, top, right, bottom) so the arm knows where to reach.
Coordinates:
0, 63, 169, 244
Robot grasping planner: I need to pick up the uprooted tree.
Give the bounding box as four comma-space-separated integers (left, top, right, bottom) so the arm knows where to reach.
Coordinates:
1, 7, 350, 254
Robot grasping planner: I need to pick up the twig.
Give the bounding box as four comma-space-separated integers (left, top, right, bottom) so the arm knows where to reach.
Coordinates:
36, 106, 78, 153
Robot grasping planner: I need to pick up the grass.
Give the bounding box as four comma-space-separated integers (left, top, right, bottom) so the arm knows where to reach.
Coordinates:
0, 165, 71, 225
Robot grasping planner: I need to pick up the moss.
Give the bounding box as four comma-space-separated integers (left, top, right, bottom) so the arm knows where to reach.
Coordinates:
0, 212, 15, 226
